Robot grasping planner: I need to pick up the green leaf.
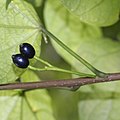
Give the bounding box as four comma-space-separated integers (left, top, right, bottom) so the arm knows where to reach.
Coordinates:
44, 0, 120, 93
45, 1, 120, 119
44, 0, 120, 74
50, 90, 79, 120
78, 91, 120, 120
0, 71, 55, 120
0, 0, 41, 83
60, 0, 120, 26
25, 0, 42, 7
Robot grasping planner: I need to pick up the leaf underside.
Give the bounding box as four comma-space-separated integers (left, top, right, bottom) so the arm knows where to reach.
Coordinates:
0, 0, 41, 83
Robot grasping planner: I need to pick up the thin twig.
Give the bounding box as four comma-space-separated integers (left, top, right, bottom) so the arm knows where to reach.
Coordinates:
0, 73, 120, 90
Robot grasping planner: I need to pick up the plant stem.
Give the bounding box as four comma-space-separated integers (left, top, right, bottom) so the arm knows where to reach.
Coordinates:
0, 73, 120, 90
34, 56, 52, 67
28, 65, 95, 77
28, 64, 95, 78
33, 56, 95, 77
40, 26, 107, 77
28, 56, 95, 77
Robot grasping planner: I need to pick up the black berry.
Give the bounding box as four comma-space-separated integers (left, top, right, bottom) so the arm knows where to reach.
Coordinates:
20, 43, 35, 59
12, 54, 29, 68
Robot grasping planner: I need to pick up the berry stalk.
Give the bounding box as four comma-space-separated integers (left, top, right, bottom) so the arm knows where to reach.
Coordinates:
30, 56, 95, 77
28, 65, 95, 77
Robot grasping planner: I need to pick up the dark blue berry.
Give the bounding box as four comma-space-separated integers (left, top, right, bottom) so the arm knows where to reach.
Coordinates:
20, 43, 35, 59
12, 54, 29, 68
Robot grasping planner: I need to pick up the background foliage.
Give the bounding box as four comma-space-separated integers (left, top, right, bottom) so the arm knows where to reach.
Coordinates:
0, 0, 120, 120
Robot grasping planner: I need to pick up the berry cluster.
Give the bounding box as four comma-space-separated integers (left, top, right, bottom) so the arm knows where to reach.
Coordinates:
12, 43, 35, 68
